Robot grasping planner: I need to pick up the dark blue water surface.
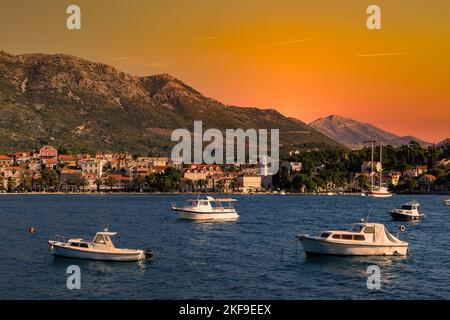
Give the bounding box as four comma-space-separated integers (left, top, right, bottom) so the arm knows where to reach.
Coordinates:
0, 194, 449, 299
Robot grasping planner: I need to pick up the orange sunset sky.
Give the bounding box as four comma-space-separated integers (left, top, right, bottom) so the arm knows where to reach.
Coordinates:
1, 0, 449, 142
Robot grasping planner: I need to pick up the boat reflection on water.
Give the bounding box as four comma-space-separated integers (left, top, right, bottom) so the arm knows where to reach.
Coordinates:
300, 254, 408, 285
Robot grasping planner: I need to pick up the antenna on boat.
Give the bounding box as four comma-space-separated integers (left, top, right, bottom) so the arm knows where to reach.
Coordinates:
365, 210, 372, 222
104, 224, 110, 232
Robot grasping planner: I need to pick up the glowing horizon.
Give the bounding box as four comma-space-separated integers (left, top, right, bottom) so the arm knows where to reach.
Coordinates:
1, 0, 449, 142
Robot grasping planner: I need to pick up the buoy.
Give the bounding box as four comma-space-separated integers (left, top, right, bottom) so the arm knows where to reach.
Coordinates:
28, 227, 37, 235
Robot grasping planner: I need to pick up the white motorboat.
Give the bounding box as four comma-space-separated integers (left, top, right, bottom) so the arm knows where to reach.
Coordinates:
389, 200, 425, 221
48, 229, 153, 262
171, 196, 239, 221
297, 222, 409, 256
444, 198, 450, 206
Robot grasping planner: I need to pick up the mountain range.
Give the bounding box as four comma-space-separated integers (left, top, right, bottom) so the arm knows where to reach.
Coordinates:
0, 51, 341, 155
309, 115, 431, 150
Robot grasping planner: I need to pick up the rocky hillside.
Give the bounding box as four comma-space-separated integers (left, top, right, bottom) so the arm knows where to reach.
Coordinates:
310, 115, 430, 150
0, 51, 342, 154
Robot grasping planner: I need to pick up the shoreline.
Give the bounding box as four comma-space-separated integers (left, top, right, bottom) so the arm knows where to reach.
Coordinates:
1, 191, 448, 196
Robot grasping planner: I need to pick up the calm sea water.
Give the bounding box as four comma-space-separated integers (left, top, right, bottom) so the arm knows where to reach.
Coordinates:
0, 194, 449, 299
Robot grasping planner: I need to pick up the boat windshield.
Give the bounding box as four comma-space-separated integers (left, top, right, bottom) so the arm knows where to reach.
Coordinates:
401, 205, 415, 210
94, 234, 106, 244
349, 224, 364, 233
211, 201, 234, 209
93, 234, 112, 244
187, 200, 198, 207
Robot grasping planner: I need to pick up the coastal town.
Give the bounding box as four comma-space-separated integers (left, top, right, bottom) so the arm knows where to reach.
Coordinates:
1, 141, 449, 194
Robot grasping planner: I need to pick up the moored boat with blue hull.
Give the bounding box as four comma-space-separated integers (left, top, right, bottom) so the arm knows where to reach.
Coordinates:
389, 200, 424, 222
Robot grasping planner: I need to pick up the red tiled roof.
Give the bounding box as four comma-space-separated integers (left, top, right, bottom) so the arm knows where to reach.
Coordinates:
4, 166, 25, 171
0, 155, 12, 160
61, 168, 82, 174
152, 165, 167, 170
59, 155, 78, 161
106, 174, 132, 181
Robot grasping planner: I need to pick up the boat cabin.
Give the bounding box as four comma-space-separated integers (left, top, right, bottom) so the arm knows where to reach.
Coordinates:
184, 197, 236, 211
67, 231, 117, 249
317, 223, 400, 244
400, 202, 420, 211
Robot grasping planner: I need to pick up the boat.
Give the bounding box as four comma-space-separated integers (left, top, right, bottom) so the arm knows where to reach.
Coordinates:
297, 222, 409, 256
389, 200, 425, 221
444, 198, 450, 206
171, 196, 239, 221
48, 229, 153, 262
369, 186, 392, 198
366, 141, 392, 198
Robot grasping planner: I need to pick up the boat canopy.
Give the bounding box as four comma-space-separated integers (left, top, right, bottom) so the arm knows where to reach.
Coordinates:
206, 197, 237, 202
348, 223, 403, 245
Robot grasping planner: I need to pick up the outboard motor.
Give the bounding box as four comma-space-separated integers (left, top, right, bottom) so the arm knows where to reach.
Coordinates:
144, 249, 154, 260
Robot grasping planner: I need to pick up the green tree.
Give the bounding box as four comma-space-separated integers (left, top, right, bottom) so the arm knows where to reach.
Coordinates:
7, 177, 16, 192
229, 180, 238, 193
94, 178, 103, 192
216, 179, 225, 193
104, 176, 118, 191
132, 176, 146, 191
196, 179, 206, 192
164, 167, 181, 191
41, 168, 60, 190
18, 171, 33, 192
357, 175, 371, 191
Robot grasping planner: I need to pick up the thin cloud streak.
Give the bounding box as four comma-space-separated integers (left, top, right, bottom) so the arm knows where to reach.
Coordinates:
356, 52, 412, 57
256, 37, 319, 49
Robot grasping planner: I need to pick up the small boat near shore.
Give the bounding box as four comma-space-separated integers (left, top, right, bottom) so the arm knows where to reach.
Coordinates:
297, 222, 409, 256
48, 229, 153, 262
366, 141, 392, 198
444, 198, 450, 206
389, 200, 425, 222
368, 186, 392, 198
171, 196, 239, 221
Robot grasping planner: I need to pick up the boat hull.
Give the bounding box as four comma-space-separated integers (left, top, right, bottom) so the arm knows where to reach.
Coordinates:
368, 193, 392, 198
49, 242, 146, 261
176, 210, 239, 221
299, 237, 408, 256
389, 211, 424, 222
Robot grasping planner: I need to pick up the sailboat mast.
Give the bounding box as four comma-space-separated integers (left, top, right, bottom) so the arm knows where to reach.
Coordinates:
379, 143, 382, 188
371, 141, 375, 191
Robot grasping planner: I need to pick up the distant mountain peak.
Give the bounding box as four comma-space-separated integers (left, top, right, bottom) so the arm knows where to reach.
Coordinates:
310, 115, 430, 149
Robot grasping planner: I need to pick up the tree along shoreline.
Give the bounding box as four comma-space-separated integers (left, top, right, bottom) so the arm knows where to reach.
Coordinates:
1, 191, 449, 196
